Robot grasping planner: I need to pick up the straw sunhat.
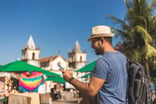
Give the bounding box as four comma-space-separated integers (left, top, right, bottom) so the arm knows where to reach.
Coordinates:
88, 25, 114, 41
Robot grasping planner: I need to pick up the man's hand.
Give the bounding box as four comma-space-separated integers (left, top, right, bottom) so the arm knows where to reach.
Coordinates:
57, 63, 73, 82
60, 70, 73, 82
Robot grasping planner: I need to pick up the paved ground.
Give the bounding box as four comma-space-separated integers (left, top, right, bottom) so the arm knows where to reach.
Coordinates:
52, 99, 78, 104
51, 91, 79, 104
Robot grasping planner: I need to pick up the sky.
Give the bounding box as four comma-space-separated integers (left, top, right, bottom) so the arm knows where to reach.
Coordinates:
0, 0, 126, 65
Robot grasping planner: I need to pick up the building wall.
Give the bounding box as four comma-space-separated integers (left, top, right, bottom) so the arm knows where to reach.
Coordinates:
22, 48, 40, 67
40, 62, 50, 70
75, 53, 86, 62
50, 56, 68, 71
22, 37, 88, 90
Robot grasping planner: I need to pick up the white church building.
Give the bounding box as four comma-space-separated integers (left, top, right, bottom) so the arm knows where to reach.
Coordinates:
21, 35, 87, 91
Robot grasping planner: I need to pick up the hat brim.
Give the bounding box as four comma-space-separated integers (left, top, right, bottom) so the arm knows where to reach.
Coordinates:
88, 33, 114, 41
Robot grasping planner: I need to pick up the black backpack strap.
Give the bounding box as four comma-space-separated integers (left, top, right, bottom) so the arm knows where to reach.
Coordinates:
129, 61, 142, 103
125, 56, 129, 103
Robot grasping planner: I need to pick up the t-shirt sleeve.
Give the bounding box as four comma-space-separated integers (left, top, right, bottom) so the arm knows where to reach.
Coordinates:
92, 59, 109, 80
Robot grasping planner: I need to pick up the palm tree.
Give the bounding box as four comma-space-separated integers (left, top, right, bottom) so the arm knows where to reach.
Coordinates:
109, 0, 156, 77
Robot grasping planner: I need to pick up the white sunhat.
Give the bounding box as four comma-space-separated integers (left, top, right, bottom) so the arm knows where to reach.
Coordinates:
88, 25, 114, 41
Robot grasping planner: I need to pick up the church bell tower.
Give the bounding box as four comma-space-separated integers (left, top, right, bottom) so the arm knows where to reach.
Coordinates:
68, 40, 87, 70
22, 35, 40, 67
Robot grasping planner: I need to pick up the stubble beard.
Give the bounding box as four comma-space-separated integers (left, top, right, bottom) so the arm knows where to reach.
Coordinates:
94, 45, 104, 55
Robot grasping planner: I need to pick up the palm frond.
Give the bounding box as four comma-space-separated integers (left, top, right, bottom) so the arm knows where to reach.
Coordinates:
109, 0, 156, 71
107, 15, 128, 28
149, 0, 156, 10
134, 26, 152, 43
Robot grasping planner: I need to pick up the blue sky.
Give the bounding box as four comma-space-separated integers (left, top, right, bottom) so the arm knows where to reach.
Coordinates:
0, 0, 126, 65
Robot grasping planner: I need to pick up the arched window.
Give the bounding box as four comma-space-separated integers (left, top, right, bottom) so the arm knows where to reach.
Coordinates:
80, 56, 82, 62
72, 56, 74, 61
32, 52, 35, 60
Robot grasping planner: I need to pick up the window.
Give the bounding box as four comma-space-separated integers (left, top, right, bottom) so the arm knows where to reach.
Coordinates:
32, 52, 35, 60
80, 56, 82, 62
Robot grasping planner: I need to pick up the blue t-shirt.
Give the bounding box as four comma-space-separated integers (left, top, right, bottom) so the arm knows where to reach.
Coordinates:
92, 52, 128, 104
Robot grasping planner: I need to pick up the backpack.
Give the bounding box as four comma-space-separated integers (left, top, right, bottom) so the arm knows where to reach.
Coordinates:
127, 60, 153, 104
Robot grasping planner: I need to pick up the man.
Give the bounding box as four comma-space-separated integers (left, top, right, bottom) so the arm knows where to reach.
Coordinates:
61, 25, 128, 104
25, 70, 32, 77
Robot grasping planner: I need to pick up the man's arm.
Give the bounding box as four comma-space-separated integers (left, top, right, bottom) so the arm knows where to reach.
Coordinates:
71, 76, 104, 96
62, 71, 105, 97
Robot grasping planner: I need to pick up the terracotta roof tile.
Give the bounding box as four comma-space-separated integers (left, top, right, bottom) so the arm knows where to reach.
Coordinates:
40, 56, 57, 62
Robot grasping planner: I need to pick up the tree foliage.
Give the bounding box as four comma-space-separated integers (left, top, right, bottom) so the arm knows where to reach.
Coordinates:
109, 0, 156, 74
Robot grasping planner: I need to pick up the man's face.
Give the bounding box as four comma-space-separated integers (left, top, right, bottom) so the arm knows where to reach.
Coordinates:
91, 38, 104, 55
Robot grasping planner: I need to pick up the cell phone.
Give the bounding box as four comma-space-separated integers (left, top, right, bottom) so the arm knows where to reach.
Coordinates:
58, 64, 64, 70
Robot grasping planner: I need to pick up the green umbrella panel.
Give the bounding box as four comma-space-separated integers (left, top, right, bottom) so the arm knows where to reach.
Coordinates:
0, 60, 60, 77
76, 61, 96, 72
46, 76, 66, 83
81, 73, 91, 78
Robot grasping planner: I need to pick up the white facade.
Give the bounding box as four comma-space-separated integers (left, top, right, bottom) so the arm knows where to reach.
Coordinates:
22, 36, 88, 90
75, 53, 87, 69
40, 55, 68, 75
22, 36, 40, 67
40, 55, 68, 92
68, 40, 87, 70
50, 55, 68, 71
